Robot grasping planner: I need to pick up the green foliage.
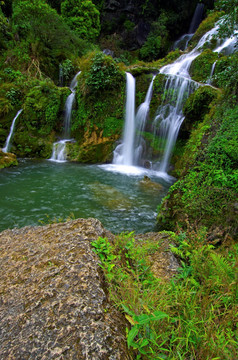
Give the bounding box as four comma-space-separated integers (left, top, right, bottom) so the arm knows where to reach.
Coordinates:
59, 59, 75, 84
158, 99, 238, 237
23, 80, 64, 132
190, 49, 219, 83
139, 12, 170, 61
61, 0, 100, 41
92, 230, 238, 359
11, 0, 85, 78
83, 52, 124, 94
123, 19, 135, 32
183, 86, 218, 123
215, 0, 238, 37
0, 7, 12, 51
214, 53, 238, 101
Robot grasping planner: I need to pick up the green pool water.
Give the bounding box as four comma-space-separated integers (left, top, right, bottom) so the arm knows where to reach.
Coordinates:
0, 160, 173, 233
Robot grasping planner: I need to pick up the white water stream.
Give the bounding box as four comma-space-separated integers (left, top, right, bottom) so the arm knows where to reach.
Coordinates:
111, 18, 237, 177
113, 72, 136, 166
154, 22, 237, 173
134, 75, 156, 165
2, 109, 23, 153
50, 71, 81, 162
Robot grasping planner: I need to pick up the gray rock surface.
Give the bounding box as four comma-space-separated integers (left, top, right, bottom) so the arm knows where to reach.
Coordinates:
0, 218, 130, 360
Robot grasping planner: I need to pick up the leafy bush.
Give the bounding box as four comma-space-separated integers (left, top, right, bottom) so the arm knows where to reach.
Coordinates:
183, 86, 218, 123
61, 0, 101, 41
190, 49, 219, 83
158, 100, 238, 237
22, 79, 65, 132
82, 52, 124, 94
214, 53, 238, 101
91, 230, 237, 359
139, 12, 170, 61
11, 0, 84, 77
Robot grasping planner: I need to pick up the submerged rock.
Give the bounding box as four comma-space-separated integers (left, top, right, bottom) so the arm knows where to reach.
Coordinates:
139, 175, 163, 192
0, 218, 130, 360
89, 182, 132, 210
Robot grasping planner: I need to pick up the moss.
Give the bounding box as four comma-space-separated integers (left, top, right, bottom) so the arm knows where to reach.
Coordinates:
69, 139, 116, 163
68, 56, 126, 163
157, 99, 238, 238
0, 150, 18, 169
13, 131, 54, 158
183, 86, 219, 125
190, 49, 219, 83
190, 11, 224, 48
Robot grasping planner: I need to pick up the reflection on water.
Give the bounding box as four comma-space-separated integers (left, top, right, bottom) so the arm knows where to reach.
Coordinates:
0, 160, 173, 233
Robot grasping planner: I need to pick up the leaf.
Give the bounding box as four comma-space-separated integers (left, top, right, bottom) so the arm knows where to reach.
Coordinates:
127, 326, 139, 347
152, 311, 169, 321
125, 314, 137, 325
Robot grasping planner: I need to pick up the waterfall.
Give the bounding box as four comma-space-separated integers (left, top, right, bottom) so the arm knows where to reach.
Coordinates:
173, 3, 204, 51
113, 72, 136, 166
50, 71, 81, 162
2, 109, 23, 153
153, 25, 221, 173
134, 75, 156, 165
188, 3, 204, 34
154, 21, 237, 173
207, 61, 217, 85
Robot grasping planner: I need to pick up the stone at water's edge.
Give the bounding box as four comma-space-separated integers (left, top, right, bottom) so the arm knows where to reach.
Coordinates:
0, 149, 18, 169
0, 218, 131, 360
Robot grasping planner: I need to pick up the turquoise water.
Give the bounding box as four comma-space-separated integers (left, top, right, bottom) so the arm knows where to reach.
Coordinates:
0, 160, 173, 233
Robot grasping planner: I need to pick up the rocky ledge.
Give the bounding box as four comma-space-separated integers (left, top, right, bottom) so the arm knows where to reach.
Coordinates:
0, 218, 179, 359
0, 218, 130, 360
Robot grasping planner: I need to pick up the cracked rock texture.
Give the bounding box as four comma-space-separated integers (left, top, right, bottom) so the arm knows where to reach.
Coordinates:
0, 218, 131, 360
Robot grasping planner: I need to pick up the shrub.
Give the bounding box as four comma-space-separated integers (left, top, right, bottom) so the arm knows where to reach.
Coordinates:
82, 52, 124, 95
61, 0, 100, 41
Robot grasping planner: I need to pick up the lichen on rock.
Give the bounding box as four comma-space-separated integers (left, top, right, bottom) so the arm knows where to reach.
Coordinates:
0, 218, 130, 359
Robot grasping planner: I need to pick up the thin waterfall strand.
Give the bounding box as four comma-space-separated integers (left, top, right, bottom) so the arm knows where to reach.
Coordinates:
50, 71, 81, 162
134, 75, 156, 164
2, 109, 23, 153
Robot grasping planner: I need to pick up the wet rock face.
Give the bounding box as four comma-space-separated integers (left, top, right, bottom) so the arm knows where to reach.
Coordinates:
0, 218, 130, 360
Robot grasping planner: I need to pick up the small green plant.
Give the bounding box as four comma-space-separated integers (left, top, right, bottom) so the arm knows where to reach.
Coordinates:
91, 229, 237, 359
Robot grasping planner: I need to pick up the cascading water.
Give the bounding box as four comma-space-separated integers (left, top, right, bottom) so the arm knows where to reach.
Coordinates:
2, 109, 23, 153
173, 3, 204, 51
50, 71, 81, 162
207, 61, 217, 85
134, 75, 156, 165
153, 21, 237, 173
113, 72, 136, 166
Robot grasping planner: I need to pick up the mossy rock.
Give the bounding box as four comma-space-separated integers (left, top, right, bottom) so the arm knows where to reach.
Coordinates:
182, 86, 219, 131
13, 131, 54, 158
0, 150, 18, 169
189, 12, 224, 49
150, 74, 167, 117
89, 182, 132, 210
190, 49, 219, 83
73, 141, 115, 163
135, 73, 156, 108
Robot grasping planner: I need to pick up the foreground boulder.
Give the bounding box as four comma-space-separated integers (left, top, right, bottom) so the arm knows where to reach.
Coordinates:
0, 218, 130, 360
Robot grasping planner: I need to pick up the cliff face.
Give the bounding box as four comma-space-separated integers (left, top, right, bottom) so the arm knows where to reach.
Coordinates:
98, 0, 214, 50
